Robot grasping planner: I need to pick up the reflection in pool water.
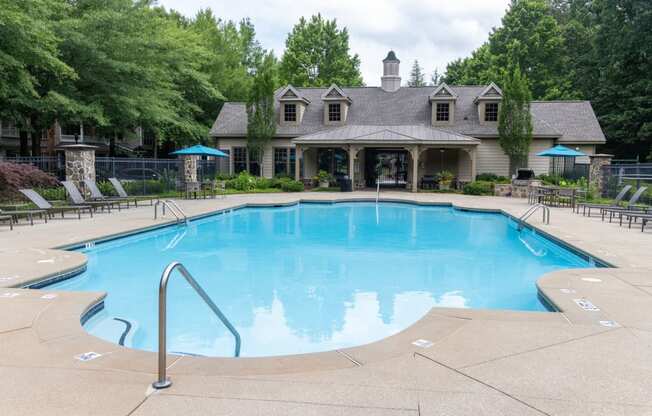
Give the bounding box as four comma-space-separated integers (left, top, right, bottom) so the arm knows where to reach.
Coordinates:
50, 202, 592, 357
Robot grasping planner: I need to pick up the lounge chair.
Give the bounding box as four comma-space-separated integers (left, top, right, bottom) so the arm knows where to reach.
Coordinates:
108, 178, 155, 206
575, 185, 632, 216
600, 186, 649, 222
19, 189, 93, 219
0, 207, 48, 225
84, 179, 135, 208
0, 215, 13, 230
61, 181, 121, 212
621, 212, 652, 231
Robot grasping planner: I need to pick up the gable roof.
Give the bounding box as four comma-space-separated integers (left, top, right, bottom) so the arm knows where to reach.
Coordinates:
474, 82, 503, 102
278, 85, 310, 104
429, 83, 458, 101
210, 85, 605, 143
293, 125, 480, 144
321, 84, 352, 103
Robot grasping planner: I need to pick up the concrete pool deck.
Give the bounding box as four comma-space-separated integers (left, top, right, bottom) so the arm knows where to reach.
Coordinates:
0, 192, 651, 415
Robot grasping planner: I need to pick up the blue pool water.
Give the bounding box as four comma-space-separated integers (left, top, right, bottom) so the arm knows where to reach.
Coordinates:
49, 202, 594, 357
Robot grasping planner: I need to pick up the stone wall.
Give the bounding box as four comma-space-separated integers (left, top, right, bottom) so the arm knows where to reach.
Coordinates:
182, 155, 198, 183
589, 154, 613, 197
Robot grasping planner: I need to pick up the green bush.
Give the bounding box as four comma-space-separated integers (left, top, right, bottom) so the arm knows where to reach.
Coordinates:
280, 179, 304, 192
226, 171, 257, 191
215, 173, 235, 181
97, 180, 117, 196
476, 173, 510, 183
123, 180, 168, 195
463, 181, 494, 196
35, 186, 66, 201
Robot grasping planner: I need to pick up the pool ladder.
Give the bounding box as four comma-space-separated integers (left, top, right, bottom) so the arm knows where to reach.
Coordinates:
517, 203, 550, 230
154, 200, 188, 225
152, 261, 241, 389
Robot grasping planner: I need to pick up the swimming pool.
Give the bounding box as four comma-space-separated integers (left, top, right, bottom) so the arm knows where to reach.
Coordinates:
48, 202, 595, 357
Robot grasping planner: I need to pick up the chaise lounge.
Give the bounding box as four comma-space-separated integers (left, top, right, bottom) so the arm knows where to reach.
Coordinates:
0, 207, 48, 226
575, 185, 632, 216
108, 178, 156, 206
601, 186, 649, 222
84, 179, 136, 208
19, 189, 94, 219
0, 215, 13, 230
62, 181, 122, 212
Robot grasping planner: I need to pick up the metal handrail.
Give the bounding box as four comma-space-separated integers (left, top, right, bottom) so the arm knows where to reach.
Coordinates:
376, 181, 380, 203
517, 203, 550, 230
154, 200, 188, 224
152, 261, 241, 389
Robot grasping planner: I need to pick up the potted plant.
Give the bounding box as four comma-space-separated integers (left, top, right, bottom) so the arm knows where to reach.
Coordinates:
314, 170, 332, 188
437, 170, 454, 190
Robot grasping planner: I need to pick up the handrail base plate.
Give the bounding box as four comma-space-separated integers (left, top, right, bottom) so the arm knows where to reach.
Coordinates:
152, 379, 172, 389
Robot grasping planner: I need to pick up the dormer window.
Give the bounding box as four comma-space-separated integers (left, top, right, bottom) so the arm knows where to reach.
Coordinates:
322, 84, 351, 125
485, 103, 499, 122
435, 103, 450, 122
328, 103, 341, 122
429, 83, 457, 126
284, 103, 297, 122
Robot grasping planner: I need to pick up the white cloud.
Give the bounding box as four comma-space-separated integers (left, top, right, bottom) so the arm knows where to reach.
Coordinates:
157, 0, 509, 85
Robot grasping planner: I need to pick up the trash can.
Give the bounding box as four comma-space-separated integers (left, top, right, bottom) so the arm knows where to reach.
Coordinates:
339, 178, 352, 192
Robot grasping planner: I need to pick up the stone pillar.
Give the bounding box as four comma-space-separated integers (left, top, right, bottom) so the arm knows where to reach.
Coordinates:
182, 155, 198, 183
62, 144, 97, 194
589, 154, 613, 196
294, 144, 302, 181
348, 145, 360, 187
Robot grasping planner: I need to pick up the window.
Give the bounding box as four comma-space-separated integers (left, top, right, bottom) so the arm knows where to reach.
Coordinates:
274, 148, 296, 177
284, 104, 297, 122
328, 103, 341, 122
485, 103, 499, 122
435, 103, 450, 122
233, 147, 247, 173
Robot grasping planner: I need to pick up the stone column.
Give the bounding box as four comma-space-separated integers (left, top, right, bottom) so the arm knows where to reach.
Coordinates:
589, 154, 613, 196
294, 144, 302, 181
62, 144, 97, 195
348, 145, 360, 187
182, 155, 198, 183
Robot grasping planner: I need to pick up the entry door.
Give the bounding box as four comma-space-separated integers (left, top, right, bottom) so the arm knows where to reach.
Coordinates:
366, 150, 407, 187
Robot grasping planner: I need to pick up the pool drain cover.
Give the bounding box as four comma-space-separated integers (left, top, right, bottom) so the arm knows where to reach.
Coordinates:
75, 352, 102, 362
573, 298, 600, 312
412, 339, 434, 348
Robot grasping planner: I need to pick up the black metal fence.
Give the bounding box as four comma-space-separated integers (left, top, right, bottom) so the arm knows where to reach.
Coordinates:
1, 155, 230, 195
601, 163, 652, 205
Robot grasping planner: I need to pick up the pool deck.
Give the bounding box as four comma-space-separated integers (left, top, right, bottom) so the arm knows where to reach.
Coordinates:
1, 192, 651, 415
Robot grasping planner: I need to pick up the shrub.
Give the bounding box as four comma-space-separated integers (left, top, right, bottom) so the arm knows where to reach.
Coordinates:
226, 171, 257, 191
254, 176, 273, 189
0, 162, 59, 201
280, 179, 304, 192
476, 173, 510, 183
463, 180, 494, 196
215, 173, 235, 181
123, 180, 167, 195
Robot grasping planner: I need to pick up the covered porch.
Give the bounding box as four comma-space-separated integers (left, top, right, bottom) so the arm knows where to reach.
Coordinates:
293, 143, 478, 192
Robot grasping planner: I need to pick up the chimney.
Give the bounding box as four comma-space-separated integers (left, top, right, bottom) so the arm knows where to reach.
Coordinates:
381, 51, 401, 92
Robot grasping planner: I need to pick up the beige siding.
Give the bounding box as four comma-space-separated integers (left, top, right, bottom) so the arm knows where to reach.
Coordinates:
477, 139, 509, 177
528, 139, 554, 175
567, 144, 595, 164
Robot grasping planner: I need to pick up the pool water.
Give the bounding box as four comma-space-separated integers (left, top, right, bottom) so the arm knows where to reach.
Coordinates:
49, 202, 593, 357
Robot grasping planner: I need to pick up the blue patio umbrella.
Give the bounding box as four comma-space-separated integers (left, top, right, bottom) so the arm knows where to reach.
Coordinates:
536, 145, 587, 177
170, 144, 228, 158
536, 145, 587, 158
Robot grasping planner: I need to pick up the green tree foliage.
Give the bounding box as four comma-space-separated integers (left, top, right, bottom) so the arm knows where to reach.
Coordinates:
444, 0, 652, 161
498, 66, 533, 174
407, 60, 426, 87
246, 52, 278, 175
280, 14, 363, 87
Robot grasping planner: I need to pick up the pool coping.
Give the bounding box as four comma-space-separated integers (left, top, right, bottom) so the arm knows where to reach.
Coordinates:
2, 195, 630, 375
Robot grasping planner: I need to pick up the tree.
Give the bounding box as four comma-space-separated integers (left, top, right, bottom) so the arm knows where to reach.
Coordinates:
407, 60, 426, 87
0, 0, 78, 155
279, 14, 363, 87
498, 66, 533, 174
246, 52, 278, 176
430, 68, 442, 86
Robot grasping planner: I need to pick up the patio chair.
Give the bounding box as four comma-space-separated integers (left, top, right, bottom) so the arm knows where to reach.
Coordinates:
19, 189, 93, 219
600, 186, 649, 222
0, 215, 13, 230
61, 181, 121, 212
620, 211, 652, 231
0, 207, 48, 226
84, 179, 135, 208
575, 185, 632, 216
108, 178, 155, 206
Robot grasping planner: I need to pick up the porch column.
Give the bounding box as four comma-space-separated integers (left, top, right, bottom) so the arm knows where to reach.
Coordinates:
348, 145, 361, 187
470, 147, 477, 180
294, 144, 302, 181
409, 145, 420, 193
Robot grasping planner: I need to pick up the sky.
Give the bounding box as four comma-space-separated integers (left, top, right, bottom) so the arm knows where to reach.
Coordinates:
158, 0, 511, 86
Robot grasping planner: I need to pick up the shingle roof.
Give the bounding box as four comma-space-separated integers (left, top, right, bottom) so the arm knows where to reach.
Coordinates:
293, 125, 480, 144
210, 86, 605, 144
